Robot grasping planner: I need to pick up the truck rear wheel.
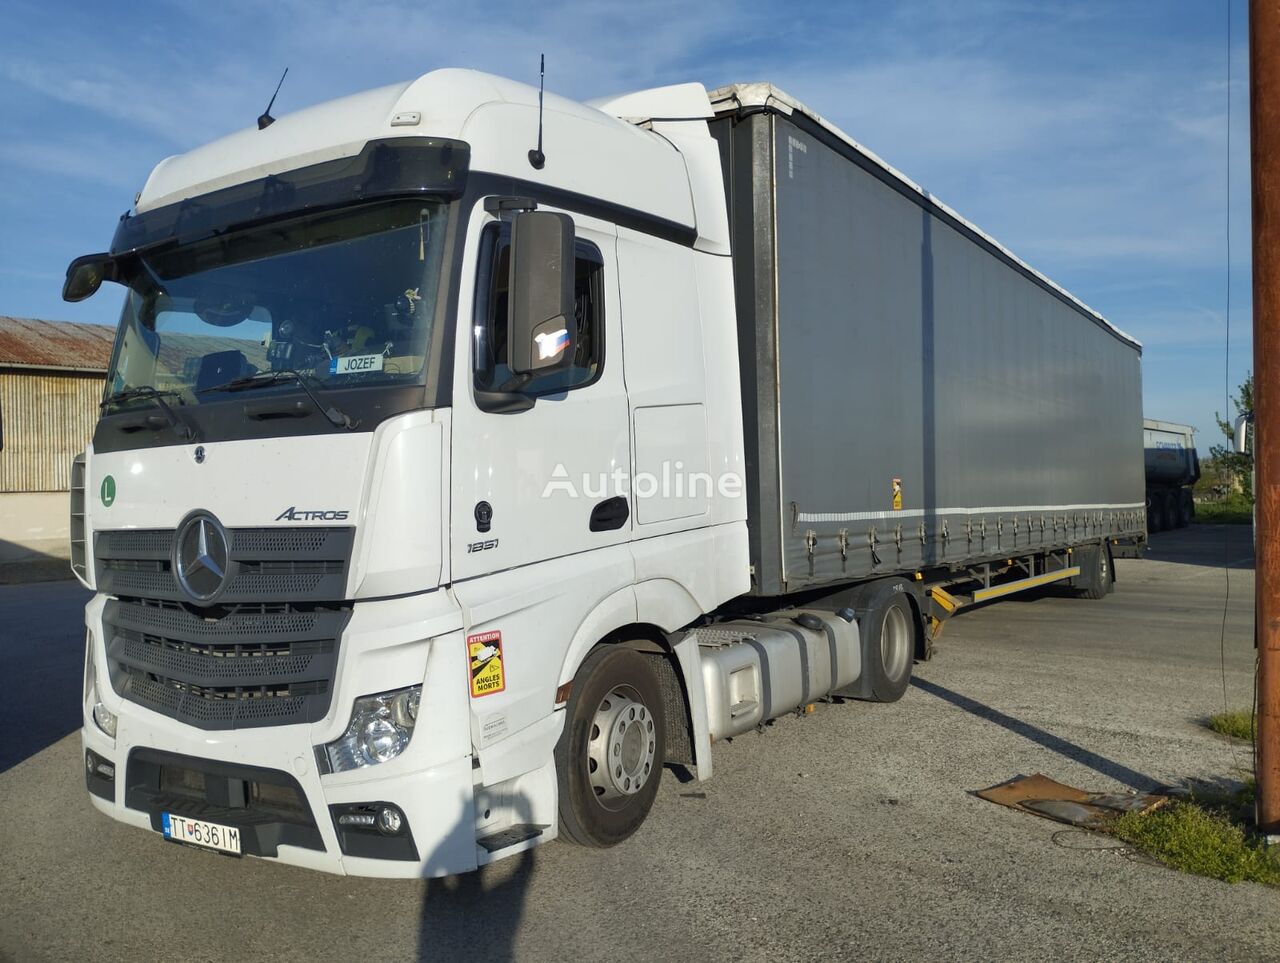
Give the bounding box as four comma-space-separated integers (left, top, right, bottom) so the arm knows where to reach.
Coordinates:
859, 585, 915, 703
1160, 493, 1178, 532
554, 646, 666, 848
1147, 496, 1161, 533
1177, 490, 1194, 527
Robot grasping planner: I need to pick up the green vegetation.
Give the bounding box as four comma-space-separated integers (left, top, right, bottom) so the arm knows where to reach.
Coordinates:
1208, 373, 1254, 500
1113, 781, 1280, 887
1207, 709, 1257, 741
1193, 495, 1254, 525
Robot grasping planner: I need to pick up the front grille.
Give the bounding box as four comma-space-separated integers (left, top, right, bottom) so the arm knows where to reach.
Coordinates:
70, 455, 87, 581
94, 526, 354, 604
104, 598, 351, 729
96, 525, 354, 730
126, 748, 324, 856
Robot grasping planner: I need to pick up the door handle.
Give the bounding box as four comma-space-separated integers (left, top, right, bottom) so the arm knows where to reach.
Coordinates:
589, 496, 629, 532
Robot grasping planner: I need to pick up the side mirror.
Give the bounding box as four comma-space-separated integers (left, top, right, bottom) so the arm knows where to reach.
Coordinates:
1233, 413, 1252, 456
62, 253, 118, 303
507, 211, 576, 375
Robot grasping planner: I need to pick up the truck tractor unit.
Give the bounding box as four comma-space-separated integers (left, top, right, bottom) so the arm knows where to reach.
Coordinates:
64, 70, 1145, 877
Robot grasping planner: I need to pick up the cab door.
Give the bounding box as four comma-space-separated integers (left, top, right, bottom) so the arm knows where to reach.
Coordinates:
450, 206, 630, 581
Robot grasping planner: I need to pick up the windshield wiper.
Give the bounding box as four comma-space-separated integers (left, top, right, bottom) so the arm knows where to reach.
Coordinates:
100, 386, 194, 440
197, 369, 359, 430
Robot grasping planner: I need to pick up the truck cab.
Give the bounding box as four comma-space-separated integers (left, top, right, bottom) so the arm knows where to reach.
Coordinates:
70, 70, 750, 877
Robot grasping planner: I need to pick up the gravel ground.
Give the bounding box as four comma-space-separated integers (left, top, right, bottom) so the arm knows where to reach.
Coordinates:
0, 524, 1271, 962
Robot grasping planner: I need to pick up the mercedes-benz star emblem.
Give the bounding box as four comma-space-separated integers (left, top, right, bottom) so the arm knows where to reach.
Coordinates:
173, 512, 232, 604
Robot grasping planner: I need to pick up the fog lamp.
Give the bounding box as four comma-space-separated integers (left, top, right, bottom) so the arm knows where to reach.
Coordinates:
377, 805, 404, 835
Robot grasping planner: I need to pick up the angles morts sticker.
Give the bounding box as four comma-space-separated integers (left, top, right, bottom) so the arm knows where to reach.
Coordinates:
467, 631, 505, 698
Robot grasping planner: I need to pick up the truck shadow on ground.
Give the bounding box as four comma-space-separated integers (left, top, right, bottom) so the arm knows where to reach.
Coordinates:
1141, 525, 1255, 571
909, 677, 1160, 791
0, 567, 89, 773
415, 794, 538, 962
0, 542, 75, 584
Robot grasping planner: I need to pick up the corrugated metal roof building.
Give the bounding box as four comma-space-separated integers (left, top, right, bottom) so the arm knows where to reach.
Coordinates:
0, 317, 114, 493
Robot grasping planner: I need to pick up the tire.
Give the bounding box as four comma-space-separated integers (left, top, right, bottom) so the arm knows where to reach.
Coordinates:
1146, 496, 1162, 533
1074, 543, 1111, 600
858, 583, 915, 703
1160, 493, 1177, 533
1177, 491, 1194, 528
554, 646, 666, 848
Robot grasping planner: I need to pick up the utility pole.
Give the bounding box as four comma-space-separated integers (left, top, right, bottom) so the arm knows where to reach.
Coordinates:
1252, 0, 1280, 836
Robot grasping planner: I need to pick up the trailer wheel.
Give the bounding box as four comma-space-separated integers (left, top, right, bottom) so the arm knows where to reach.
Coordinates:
1160, 493, 1178, 532
1146, 496, 1161, 533
1074, 543, 1112, 600
860, 584, 915, 703
554, 646, 666, 848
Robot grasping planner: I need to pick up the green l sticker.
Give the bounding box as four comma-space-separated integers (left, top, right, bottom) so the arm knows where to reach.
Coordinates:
100, 475, 116, 507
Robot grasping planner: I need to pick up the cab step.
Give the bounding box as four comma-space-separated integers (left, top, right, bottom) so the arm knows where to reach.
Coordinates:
477, 823, 546, 853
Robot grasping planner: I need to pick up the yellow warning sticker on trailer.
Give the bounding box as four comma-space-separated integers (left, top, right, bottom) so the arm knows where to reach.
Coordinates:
892, 477, 903, 511
467, 631, 505, 698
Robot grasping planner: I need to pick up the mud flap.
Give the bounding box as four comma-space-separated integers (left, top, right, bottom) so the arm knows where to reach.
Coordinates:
671, 633, 713, 782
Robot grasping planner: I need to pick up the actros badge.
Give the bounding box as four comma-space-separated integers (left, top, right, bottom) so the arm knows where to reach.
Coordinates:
275, 506, 350, 521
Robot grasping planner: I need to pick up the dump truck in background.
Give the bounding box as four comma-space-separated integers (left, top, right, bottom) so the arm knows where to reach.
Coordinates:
1143, 418, 1200, 531
61, 69, 1146, 878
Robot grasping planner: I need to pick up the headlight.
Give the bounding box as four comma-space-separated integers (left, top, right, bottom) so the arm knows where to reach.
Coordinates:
89, 658, 117, 739
323, 686, 420, 773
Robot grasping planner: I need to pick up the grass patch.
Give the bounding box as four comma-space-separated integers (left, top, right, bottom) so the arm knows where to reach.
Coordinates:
1113, 782, 1280, 886
1207, 709, 1257, 742
1194, 496, 1254, 525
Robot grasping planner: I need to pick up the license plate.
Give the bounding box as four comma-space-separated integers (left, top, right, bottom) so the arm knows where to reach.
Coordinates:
162, 812, 242, 855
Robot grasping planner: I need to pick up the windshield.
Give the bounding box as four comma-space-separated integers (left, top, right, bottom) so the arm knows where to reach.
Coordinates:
103, 199, 449, 408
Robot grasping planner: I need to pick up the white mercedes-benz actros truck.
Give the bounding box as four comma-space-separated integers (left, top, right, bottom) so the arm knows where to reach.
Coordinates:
65, 69, 1145, 877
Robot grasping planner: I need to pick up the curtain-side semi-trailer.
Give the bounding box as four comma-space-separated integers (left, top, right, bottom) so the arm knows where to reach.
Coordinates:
63, 70, 1146, 877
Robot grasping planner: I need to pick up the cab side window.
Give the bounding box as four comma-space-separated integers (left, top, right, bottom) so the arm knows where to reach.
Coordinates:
473, 222, 604, 396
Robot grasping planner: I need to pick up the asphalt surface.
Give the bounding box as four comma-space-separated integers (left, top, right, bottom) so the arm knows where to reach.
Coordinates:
0, 525, 1272, 962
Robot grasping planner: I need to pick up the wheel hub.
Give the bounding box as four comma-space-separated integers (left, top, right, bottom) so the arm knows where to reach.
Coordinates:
586, 685, 657, 808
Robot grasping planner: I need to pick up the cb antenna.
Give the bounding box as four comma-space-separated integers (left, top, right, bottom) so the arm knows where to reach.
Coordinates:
257, 67, 289, 130
528, 54, 546, 170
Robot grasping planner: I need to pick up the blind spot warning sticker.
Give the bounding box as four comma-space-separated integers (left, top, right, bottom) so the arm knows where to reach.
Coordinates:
892, 477, 903, 511
467, 631, 505, 698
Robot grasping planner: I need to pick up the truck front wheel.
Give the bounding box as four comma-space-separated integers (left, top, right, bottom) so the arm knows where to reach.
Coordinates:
554, 646, 666, 848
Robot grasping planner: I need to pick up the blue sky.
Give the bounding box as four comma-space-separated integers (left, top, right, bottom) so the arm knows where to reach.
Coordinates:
0, 0, 1251, 450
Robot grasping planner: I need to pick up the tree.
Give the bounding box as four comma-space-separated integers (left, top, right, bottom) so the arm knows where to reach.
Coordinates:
1210, 372, 1254, 499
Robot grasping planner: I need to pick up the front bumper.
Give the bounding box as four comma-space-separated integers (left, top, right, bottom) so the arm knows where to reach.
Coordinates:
81, 589, 483, 878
